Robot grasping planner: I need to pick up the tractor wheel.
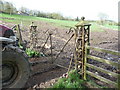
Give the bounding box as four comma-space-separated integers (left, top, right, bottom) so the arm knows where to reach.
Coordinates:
2, 46, 31, 88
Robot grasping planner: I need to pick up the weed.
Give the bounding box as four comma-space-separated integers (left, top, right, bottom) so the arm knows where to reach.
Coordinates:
52, 70, 87, 88
25, 48, 40, 57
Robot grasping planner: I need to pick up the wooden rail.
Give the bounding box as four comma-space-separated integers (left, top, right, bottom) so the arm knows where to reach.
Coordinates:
86, 45, 120, 56
86, 63, 118, 78
87, 55, 119, 67
86, 71, 118, 87
84, 45, 120, 88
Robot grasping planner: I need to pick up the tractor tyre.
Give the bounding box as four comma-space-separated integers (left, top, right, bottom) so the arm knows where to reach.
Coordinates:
2, 46, 31, 88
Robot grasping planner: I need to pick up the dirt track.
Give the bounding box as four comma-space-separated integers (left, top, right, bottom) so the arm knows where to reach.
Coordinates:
2, 21, 119, 88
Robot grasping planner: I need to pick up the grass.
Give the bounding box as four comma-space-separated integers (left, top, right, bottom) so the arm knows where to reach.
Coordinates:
90, 23, 105, 32
103, 24, 118, 30
0, 13, 118, 32
0, 13, 77, 27
0, 13, 76, 25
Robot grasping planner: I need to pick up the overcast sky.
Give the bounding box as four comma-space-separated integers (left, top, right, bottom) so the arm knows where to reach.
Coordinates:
4, 0, 119, 21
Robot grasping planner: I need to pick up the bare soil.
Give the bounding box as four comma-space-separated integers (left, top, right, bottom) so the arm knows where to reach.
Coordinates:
2, 21, 119, 89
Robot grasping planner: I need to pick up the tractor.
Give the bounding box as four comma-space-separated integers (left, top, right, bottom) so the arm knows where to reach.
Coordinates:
0, 24, 31, 88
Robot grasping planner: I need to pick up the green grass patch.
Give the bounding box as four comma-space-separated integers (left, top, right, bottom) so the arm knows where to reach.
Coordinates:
45, 19, 78, 29
103, 24, 118, 30
90, 23, 105, 32
0, 13, 78, 29
1, 13, 117, 32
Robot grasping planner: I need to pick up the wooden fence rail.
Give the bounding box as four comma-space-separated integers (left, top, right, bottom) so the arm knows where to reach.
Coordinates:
87, 45, 120, 56
84, 45, 120, 88
87, 55, 119, 67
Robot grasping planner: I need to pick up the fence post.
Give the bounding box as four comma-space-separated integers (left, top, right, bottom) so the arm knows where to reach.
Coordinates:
17, 24, 22, 45
74, 26, 79, 71
83, 43, 87, 80
81, 25, 85, 79
29, 22, 38, 50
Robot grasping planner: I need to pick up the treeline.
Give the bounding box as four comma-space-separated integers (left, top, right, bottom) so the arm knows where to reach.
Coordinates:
0, 0, 77, 20
0, 0, 17, 14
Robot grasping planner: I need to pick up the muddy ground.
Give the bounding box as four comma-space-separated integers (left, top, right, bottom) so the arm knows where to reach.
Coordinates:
2, 21, 119, 88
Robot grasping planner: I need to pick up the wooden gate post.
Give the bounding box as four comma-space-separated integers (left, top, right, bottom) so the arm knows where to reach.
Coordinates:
74, 17, 91, 79
17, 24, 22, 45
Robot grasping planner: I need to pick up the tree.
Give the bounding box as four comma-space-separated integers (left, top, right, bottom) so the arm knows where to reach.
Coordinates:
75, 16, 79, 21
28, 10, 34, 16
47, 13, 64, 20
98, 13, 109, 25
2, 1, 17, 14
19, 7, 29, 14
37, 11, 47, 17
0, 0, 4, 12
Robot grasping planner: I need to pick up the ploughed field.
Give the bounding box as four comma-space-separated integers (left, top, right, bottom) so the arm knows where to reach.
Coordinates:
1, 15, 119, 88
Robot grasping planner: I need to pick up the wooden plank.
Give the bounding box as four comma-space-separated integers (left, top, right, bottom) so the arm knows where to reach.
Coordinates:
83, 43, 87, 80
86, 63, 119, 78
86, 45, 120, 56
17, 24, 22, 45
82, 26, 85, 79
55, 64, 68, 70
87, 55, 118, 68
86, 71, 118, 87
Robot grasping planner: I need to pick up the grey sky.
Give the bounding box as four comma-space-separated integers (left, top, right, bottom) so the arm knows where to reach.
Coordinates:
4, 0, 119, 21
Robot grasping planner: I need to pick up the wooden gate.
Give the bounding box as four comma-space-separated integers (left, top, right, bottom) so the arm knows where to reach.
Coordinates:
74, 17, 120, 88
84, 45, 120, 88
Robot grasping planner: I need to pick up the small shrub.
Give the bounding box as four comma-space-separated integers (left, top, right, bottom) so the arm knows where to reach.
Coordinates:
52, 70, 87, 88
